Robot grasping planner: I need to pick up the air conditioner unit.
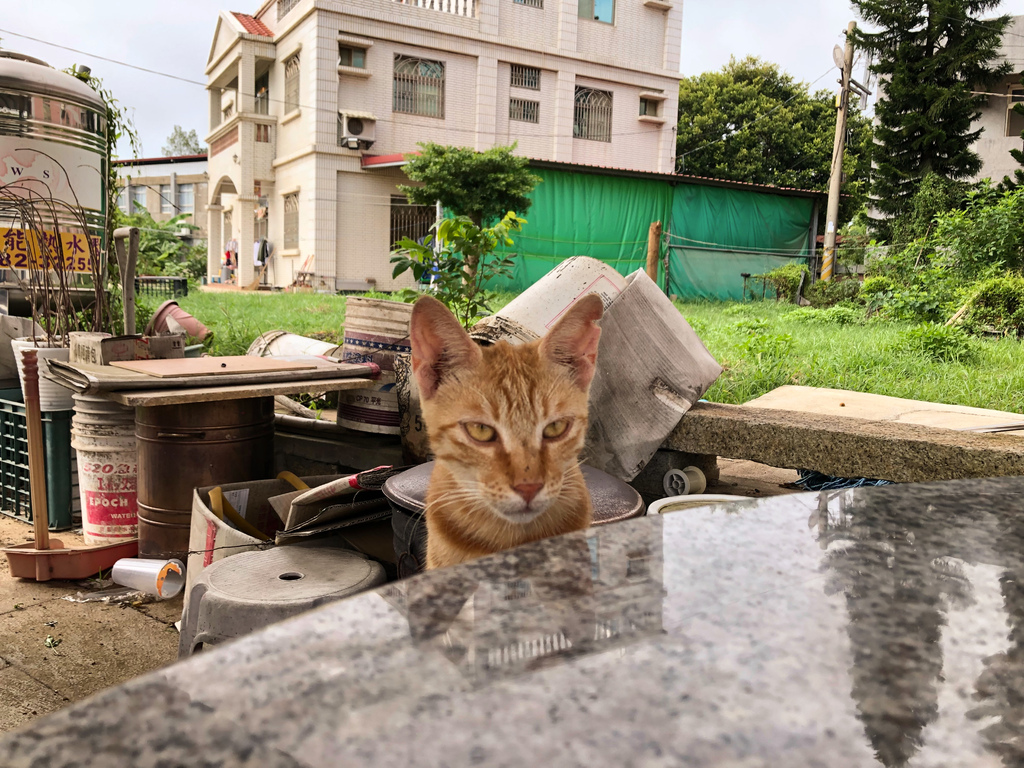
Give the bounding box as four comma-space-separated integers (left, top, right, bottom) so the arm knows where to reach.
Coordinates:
338, 112, 376, 150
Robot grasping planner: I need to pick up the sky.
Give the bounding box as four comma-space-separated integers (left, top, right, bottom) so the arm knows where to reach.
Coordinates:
2, 0, 1024, 157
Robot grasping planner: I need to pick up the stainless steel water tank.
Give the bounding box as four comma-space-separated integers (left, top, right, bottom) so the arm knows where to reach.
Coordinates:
0, 51, 107, 282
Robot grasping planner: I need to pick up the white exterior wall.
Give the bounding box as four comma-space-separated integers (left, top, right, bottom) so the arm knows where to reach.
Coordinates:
974, 16, 1024, 183
206, 0, 682, 289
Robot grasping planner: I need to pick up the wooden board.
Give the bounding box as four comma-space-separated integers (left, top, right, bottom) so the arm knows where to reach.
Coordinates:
109, 356, 315, 378
107, 377, 375, 407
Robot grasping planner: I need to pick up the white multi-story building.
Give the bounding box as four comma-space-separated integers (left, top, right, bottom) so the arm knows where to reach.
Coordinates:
205, 0, 682, 289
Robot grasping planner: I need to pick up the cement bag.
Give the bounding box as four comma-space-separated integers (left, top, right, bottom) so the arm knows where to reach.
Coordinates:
583, 270, 722, 481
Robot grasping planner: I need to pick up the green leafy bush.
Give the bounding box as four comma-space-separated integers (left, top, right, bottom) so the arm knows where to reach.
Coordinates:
754, 263, 809, 303
959, 275, 1024, 337
805, 277, 863, 308
897, 323, 978, 364
732, 318, 770, 334
788, 305, 864, 325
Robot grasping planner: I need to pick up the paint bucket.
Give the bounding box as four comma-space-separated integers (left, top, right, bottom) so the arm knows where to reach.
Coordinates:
337, 379, 400, 435
471, 256, 627, 345
341, 297, 412, 372
112, 557, 184, 599
337, 298, 411, 434
71, 394, 138, 546
11, 339, 74, 411
145, 300, 210, 341
247, 330, 342, 359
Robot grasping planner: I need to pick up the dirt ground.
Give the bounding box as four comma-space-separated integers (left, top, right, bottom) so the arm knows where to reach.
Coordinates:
0, 458, 801, 735
0, 517, 181, 733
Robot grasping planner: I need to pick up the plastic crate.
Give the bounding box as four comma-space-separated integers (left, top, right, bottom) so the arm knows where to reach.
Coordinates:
135, 276, 188, 299
0, 388, 77, 531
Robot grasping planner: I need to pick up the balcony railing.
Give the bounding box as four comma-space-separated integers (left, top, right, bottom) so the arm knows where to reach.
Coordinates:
393, 0, 476, 19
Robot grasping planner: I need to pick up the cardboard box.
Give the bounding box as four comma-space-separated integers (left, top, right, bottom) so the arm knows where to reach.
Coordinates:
69, 332, 186, 366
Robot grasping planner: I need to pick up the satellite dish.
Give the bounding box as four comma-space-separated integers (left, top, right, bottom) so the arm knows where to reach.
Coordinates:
833, 44, 846, 70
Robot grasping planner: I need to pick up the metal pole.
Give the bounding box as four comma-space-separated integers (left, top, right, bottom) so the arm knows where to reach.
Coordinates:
821, 21, 856, 283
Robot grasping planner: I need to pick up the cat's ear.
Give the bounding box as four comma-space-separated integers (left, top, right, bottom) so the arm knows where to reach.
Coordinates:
540, 293, 603, 390
410, 296, 482, 400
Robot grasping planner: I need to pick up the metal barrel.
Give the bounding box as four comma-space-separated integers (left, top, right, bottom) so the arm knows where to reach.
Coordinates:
135, 398, 274, 560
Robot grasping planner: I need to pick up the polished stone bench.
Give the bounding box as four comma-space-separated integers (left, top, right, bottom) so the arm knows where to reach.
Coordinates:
3, 476, 1024, 766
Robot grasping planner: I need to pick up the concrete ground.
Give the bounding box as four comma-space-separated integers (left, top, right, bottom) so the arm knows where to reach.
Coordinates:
0, 517, 181, 733
0, 458, 801, 735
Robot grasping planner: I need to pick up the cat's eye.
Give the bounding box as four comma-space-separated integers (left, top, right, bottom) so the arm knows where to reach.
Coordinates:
543, 419, 570, 439
464, 422, 497, 443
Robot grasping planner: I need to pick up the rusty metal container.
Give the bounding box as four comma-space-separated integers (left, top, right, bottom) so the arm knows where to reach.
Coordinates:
135, 398, 274, 559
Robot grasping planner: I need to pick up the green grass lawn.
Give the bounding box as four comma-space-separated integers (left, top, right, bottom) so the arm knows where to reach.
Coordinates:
174, 290, 1024, 414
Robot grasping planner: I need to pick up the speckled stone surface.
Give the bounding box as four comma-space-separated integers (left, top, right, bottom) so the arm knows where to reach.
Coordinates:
5, 476, 1024, 767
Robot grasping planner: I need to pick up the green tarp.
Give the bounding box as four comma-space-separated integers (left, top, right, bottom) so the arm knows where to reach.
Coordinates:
491, 167, 816, 301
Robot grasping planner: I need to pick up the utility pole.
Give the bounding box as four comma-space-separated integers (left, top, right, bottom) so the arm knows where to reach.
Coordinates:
821, 21, 856, 283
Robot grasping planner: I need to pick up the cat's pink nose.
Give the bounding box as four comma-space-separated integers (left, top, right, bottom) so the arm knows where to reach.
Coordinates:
513, 483, 544, 505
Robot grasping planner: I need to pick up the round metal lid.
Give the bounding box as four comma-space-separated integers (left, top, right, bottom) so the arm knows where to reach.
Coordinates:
383, 462, 644, 525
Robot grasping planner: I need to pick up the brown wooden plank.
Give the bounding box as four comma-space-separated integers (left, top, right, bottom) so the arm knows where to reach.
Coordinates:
109, 356, 316, 378
107, 377, 375, 407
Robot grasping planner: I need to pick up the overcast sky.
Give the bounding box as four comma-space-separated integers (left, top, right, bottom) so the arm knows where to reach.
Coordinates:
2, 0, 1024, 156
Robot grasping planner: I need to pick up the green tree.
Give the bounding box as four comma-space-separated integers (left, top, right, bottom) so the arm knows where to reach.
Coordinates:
115, 205, 203, 279
399, 143, 541, 226
675, 57, 873, 226
851, 0, 1011, 238
162, 125, 205, 156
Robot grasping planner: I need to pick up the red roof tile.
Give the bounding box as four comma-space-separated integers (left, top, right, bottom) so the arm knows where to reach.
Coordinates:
232, 12, 273, 37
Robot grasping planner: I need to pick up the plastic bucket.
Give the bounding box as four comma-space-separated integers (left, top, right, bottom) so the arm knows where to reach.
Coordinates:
146, 300, 210, 341
11, 338, 74, 411
247, 330, 342, 359
337, 379, 400, 435
341, 297, 412, 372
71, 394, 138, 546
646, 494, 749, 515
471, 256, 627, 345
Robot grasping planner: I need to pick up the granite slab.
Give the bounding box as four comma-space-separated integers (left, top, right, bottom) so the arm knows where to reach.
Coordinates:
4, 476, 1024, 767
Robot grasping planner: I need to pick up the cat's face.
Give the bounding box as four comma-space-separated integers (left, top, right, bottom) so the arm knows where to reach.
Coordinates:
411, 295, 603, 524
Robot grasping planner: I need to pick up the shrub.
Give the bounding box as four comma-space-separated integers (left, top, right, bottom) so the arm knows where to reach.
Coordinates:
805, 277, 863, 308
897, 323, 978, 364
732, 318, 770, 334
788, 305, 864, 325
959, 275, 1024, 337
754, 263, 809, 303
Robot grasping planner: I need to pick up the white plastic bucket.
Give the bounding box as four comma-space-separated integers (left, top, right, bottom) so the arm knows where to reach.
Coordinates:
247, 330, 342, 359
341, 297, 412, 373
647, 494, 749, 515
71, 394, 138, 545
11, 338, 74, 411
337, 379, 400, 435
471, 256, 628, 344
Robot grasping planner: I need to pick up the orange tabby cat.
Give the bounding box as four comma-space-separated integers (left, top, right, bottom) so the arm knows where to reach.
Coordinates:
410, 293, 604, 570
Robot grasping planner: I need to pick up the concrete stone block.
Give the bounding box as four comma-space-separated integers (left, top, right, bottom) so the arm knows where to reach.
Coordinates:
665, 402, 1024, 484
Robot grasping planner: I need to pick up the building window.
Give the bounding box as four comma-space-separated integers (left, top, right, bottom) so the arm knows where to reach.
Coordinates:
255, 73, 270, 115
116, 186, 127, 213
510, 98, 540, 123
256, 124, 272, 142
1007, 87, 1024, 137
339, 45, 367, 68
574, 86, 612, 142
578, 0, 613, 22
278, 0, 299, 20
390, 195, 437, 248
510, 64, 540, 90
159, 184, 172, 214
130, 185, 147, 212
639, 98, 659, 117
284, 192, 299, 249
393, 55, 445, 118
176, 183, 194, 215
284, 53, 301, 113
513, 0, 543, 8
222, 102, 234, 123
